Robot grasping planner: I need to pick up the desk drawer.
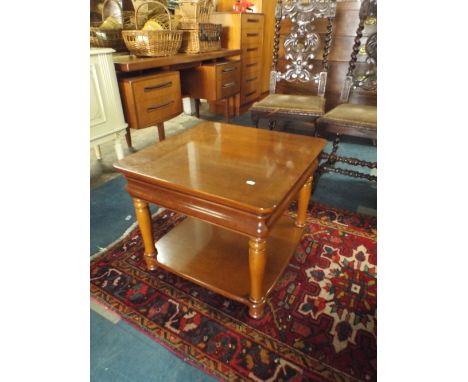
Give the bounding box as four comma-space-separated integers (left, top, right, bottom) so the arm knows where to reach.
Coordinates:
137, 92, 181, 127
241, 88, 260, 105
130, 71, 182, 127
132, 72, 180, 103
241, 14, 264, 31
217, 62, 240, 99
242, 71, 260, 89
241, 44, 261, 60
242, 58, 261, 78
241, 29, 262, 45
216, 61, 241, 82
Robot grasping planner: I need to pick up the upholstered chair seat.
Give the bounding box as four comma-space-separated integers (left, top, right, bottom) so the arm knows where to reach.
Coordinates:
318, 103, 376, 139
251, 94, 326, 120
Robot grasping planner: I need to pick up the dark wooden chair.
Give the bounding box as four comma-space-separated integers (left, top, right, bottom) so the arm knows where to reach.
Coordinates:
316, 0, 377, 181
249, 0, 337, 131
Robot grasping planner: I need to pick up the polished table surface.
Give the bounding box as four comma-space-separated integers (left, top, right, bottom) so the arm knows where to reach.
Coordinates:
113, 49, 242, 72
114, 122, 327, 216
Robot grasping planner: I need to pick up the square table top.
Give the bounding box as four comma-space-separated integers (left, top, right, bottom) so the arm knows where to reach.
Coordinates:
114, 122, 327, 215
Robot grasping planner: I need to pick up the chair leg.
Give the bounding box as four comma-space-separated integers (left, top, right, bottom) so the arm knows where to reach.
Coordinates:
251, 112, 260, 128
318, 134, 340, 176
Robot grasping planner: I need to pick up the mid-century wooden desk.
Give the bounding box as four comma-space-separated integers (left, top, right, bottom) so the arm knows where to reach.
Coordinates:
114, 49, 241, 148
114, 122, 327, 319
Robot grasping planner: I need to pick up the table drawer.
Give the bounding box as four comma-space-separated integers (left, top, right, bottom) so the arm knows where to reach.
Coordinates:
241, 14, 264, 31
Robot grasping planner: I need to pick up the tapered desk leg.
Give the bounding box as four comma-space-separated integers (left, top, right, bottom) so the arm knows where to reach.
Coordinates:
295, 176, 313, 228
157, 123, 166, 141
125, 127, 133, 149
224, 98, 229, 122
248, 238, 266, 319
133, 198, 158, 271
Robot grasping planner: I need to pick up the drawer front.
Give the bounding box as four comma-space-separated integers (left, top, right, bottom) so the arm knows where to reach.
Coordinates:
241, 44, 261, 60
242, 74, 260, 96
241, 29, 262, 45
219, 79, 240, 99
241, 14, 264, 31
132, 72, 180, 104
216, 61, 241, 82
240, 87, 260, 105
242, 71, 260, 90
242, 58, 261, 78
215, 61, 241, 99
132, 72, 182, 127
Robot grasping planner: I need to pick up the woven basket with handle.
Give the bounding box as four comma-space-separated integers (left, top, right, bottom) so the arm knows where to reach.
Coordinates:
90, 0, 127, 52
176, 0, 214, 30
179, 23, 221, 54
122, 1, 183, 57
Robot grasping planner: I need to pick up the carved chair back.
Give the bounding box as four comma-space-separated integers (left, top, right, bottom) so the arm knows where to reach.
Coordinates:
269, 0, 337, 96
340, 0, 377, 102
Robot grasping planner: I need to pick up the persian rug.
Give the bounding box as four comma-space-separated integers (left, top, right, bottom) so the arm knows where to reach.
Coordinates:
91, 203, 377, 381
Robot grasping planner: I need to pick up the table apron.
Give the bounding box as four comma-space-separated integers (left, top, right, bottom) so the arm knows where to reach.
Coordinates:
125, 177, 271, 238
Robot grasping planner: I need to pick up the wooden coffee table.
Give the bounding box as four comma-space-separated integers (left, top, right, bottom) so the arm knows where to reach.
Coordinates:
114, 122, 327, 318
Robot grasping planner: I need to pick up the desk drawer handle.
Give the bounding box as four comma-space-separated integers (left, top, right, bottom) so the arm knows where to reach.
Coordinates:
246, 62, 257, 68
144, 81, 172, 92
222, 67, 236, 73
246, 76, 258, 82
147, 100, 174, 112
246, 32, 259, 37
223, 82, 236, 88
247, 18, 259, 23
246, 47, 258, 52
245, 90, 256, 97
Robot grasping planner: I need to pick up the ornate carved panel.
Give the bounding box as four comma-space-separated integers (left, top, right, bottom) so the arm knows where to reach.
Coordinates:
270, 0, 337, 95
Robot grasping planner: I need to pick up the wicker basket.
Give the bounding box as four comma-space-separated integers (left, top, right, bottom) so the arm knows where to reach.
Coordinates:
180, 23, 221, 54
176, 0, 214, 30
90, 0, 127, 52
122, 1, 183, 57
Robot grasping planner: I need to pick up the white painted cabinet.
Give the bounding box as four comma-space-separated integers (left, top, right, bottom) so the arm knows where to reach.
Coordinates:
90, 47, 127, 160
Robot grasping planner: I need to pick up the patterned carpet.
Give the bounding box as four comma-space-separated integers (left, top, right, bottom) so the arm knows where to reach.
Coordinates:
91, 204, 377, 381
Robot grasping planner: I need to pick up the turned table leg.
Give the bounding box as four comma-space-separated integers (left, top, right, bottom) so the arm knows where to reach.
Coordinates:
133, 198, 158, 271
295, 176, 313, 228
248, 238, 266, 319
